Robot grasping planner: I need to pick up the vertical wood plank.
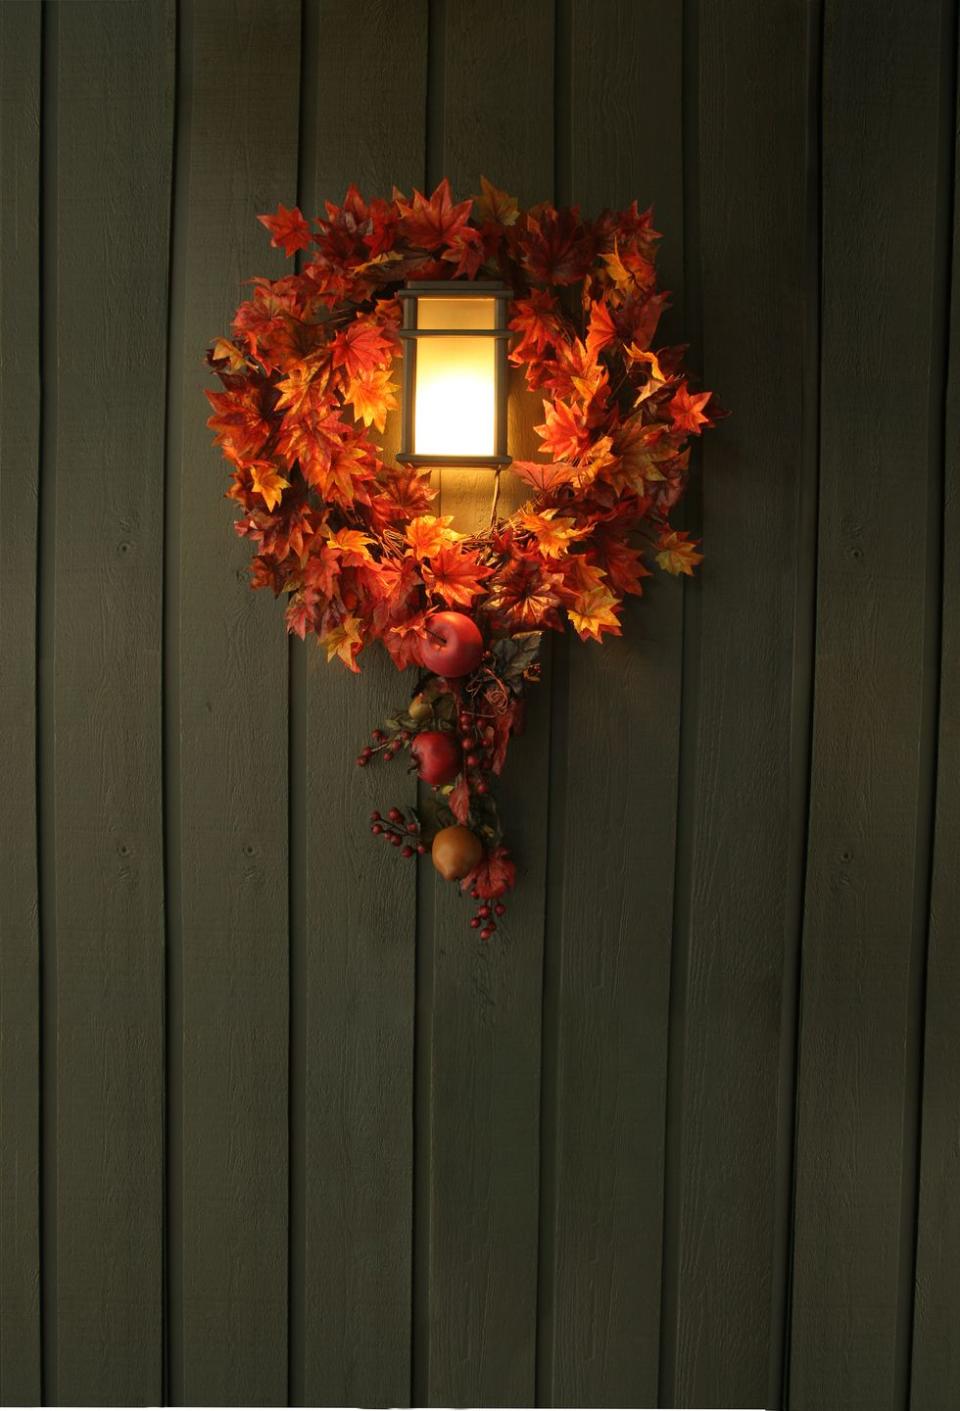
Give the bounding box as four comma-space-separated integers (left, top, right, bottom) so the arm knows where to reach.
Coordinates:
416, 4, 554, 1406
0, 1, 42, 1403
789, 1, 953, 1406
661, 0, 820, 1406
295, 2, 426, 1405
537, 5, 684, 1406
168, 1, 300, 1404
47, 1, 173, 1401
907, 16, 959, 1411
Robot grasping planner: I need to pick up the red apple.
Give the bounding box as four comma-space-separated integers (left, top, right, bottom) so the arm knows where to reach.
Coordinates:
419, 611, 484, 679
410, 730, 461, 787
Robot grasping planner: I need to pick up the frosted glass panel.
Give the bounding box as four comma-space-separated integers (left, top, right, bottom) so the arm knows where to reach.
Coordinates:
414, 336, 496, 457
416, 296, 497, 330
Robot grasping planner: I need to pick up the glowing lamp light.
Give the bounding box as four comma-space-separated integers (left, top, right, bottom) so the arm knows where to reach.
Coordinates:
397, 281, 511, 468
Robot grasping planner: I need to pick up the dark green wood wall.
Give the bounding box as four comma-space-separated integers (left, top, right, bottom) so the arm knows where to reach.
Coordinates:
1, 1, 957, 1407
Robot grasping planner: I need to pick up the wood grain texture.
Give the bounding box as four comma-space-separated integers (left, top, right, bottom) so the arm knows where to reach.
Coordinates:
788, 2, 953, 1407
0, 2, 42, 1403
47, 1, 174, 1401
910, 20, 960, 1411
294, 3, 426, 1405
167, 1, 300, 1403
415, 4, 554, 1406
663, 1, 818, 1406
536, 5, 685, 1408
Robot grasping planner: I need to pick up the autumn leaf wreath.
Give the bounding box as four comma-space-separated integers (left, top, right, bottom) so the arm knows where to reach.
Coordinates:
206, 178, 718, 935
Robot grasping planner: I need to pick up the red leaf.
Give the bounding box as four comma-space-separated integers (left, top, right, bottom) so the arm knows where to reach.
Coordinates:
422, 544, 493, 607
460, 845, 516, 900
511, 459, 578, 494
258, 203, 312, 257
330, 318, 397, 380
449, 776, 471, 824
395, 178, 473, 250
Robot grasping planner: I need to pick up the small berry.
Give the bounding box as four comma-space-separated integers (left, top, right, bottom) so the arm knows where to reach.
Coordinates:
371, 824, 383, 835
388, 807, 403, 823
401, 846, 413, 858
416, 843, 427, 855
399, 730, 411, 742
494, 903, 506, 916
470, 917, 481, 929
372, 728, 386, 742
480, 926, 493, 941
478, 905, 491, 919
471, 889, 480, 900
465, 753, 479, 769
475, 781, 489, 795
390, 834, 402, 847
486, 921, 497, 934
356, 755, 367, 767
370, 810, 381, 822
406, 821, 418, 834
460, 734, 477, 749
383, 749, 395, 762
458, 713, 472, 730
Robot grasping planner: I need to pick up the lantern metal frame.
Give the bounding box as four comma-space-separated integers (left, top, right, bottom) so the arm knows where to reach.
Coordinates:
396, 280, 513, 468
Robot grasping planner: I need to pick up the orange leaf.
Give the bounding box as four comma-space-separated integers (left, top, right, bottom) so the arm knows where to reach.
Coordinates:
473, 176, 519, 227
422, 544, 493, 607
322, 614, 364, 671
567, 585, 622, 642
249, 461, 289, 512
405, 514, 462, 560
257, 203, 312, 257
668, 385, 712, 436
395, 178, 473, 250
343, 367, 398, 431
517, 507, 587, 559
655, 529, 703, 576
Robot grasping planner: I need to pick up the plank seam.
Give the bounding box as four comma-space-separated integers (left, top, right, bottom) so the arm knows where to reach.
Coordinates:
777, 0, 826, 1404
903, 4, 959, 1406
533, 6, 570, 1403
161, 0, 188, 1402
657, 0, 703, 1399
287, 1, 313, 1402
37, 2, 59, 1400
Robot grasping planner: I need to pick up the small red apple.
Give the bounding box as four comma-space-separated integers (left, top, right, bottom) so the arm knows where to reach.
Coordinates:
410, 730, 461, 787
419, 611, 484, 679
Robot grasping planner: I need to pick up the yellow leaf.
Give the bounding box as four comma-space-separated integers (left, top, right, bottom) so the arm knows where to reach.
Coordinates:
517, 507, 587, 559
249, 462, 289, 512
322, 614, 364, 671
567, 586, 622, 642
405, 514, 462, 560
655, 530, 703, 576
344, 367, 399, 432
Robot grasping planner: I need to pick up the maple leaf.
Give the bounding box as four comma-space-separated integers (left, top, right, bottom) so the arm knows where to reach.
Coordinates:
517, 204, 594, 285
249, 461, 290, 512
343, 367, 398, 431
511, 459, 578, 494
535, 398, 592, 462
449, 775, 471, 824
593, 532, 651, 596
368, 465, 435, 529
473, 176, 519, 226
330, 318, 397, 380
286, 587, 322, 639
669, 385, 713, 436
384, 609, 432, 669
206, 384, 273, 465
517, 507, 587, 559
322, 614, 364, 671
302, 544, 342, 598
258, 203, 312, 257
509, 289, 564, 365
422, 544, 493, 607
486, 553, 565, 629
323, 525, 375, 566
207, 338, 250, 377
395, 178, 473, 250
600, 237, 656, 295
656, 529, 704, 576
460, 845, 516, 900
441, 226, 487, 278
275, 358, 332, 417
586, 300, 617, 360
405, 514, 462, 560
568, 585, 622, 642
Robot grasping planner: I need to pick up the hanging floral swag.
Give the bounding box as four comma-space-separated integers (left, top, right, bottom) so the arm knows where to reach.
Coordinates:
205, 177, 719, 936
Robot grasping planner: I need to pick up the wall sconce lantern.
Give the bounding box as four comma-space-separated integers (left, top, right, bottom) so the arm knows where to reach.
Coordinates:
397, 281, 512, 468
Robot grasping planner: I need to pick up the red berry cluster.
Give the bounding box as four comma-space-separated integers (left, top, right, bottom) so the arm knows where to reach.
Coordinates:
457, 708, 492, 796
467, 894, 507, 941
356, 724, 411, 767
369, 808, 426, 858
